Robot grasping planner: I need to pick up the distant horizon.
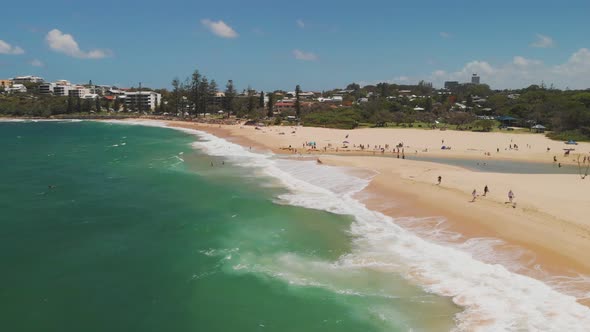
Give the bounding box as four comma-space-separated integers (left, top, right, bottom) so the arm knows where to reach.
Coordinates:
2, 0, 589, 91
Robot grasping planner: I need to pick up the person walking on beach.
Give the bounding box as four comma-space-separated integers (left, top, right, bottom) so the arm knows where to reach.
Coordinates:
483, 185, 489, 196
508, 190, 514, 203
471, 189, 478, 202
437, 176, 442, 185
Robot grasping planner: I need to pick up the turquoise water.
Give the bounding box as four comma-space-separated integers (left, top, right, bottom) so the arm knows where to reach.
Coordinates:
0, 121, 459, 332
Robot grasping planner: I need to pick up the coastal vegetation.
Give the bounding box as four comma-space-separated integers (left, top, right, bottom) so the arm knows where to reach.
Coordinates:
2, 74, 590, 140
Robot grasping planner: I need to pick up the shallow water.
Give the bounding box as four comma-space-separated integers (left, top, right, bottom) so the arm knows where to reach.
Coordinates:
405, 155, 582, 174
3, 120, 590, 332
0, 121, 459, 332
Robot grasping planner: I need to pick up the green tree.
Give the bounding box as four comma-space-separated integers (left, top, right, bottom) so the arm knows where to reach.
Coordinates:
267, 93, 274, 118
76, 97, 82, 113
259, 90, 265, 108
67, 95, 73, 113
207, 79, 218, 113
198, 76, 209, 116
473, 119, 495, 132
224, 80, 236, 118
190, 70, 201, 116
95, 97, 101, 112
295, 85, 301, 118
114, 97, 121, 112
171, 78, 180, 114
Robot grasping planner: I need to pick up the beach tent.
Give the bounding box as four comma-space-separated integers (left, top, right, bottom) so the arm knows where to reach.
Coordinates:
531, 124, 546, 133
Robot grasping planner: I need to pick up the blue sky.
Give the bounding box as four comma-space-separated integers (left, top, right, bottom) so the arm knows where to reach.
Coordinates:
1, 0, 590, 90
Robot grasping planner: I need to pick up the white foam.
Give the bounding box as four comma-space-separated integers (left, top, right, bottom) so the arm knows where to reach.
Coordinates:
100, 119, 590, 331
188, 126, 590, 331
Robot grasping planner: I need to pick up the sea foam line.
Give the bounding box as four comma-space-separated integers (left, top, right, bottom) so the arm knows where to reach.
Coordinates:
103, 119, 590, 331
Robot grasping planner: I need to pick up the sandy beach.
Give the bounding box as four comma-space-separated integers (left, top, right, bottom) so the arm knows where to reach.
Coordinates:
160, 120, 590, 303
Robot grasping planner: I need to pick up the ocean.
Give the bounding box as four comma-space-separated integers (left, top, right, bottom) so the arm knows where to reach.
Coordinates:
1, 120, 589, 331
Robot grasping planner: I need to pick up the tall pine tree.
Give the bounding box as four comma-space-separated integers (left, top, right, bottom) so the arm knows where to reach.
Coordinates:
190, 70, 201, 117
267, 93, 274, 118
224, 80, 236, 118
198, 77, 209, 116
295, 85, 301, 118
171, 78, 180, 114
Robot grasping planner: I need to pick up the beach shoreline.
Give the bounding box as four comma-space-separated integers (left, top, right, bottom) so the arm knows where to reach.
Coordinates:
156, 119, 590, 304
5, 117, 589, 305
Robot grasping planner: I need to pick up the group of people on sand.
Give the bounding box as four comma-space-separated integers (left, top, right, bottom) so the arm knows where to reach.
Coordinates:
471, 186, 516, 207
438, 176, 517, 208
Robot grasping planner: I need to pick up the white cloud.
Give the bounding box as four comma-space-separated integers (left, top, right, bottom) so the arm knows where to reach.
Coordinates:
439, 32, 451, 38
513, 56, 542, 67
201, 19, 238, 38
433, 70, 447, 77
45, 29, 110, 59
30, 59, 43, 67
293, 49, 318, 61
296, 19, 305, 29
531, 34, 554, 48
426, 48, 590, 89
0, 40, 25, 55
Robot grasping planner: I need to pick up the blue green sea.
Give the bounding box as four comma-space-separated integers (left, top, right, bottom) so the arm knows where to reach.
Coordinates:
1, 120, 589, 331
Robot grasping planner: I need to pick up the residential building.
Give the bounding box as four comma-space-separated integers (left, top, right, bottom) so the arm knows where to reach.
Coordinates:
54, 85, 72, 97
471, 74, 480, 84
444, 81, 459, 90
39, 82, 56, 94
6, 84, 27, 93
12, 75, 44, 84
124, 91, 162, 111
69, 87, 90, 98
82, 94, 99, 100
274, 99, 295, 112
0, 79, 12, 89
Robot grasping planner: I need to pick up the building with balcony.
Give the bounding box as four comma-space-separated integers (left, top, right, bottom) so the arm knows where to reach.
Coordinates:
39, 83, 56, 94
12, 76, 44, 84
6, 84, 27, 93
69, 87, 90, 98
0, 79, 12, 89
444, 81, 459, 90
123, 91, 162, 111
54, 85, 72, 97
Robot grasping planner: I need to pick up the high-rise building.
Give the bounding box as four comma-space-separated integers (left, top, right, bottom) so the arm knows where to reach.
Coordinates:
444, 81, 459, 90
54, 85, 71, 96
471, 74, 480, 84
39, 83, 56, 94
123, 91, 161, 111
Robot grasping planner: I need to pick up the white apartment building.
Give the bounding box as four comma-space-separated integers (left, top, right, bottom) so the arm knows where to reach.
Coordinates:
69, 87, 90, 98
54, 85, 71, 97
12, 76, 44, 84
39, 82, 56, 94
6, 84, 27, 93
124, 91, 161, 111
